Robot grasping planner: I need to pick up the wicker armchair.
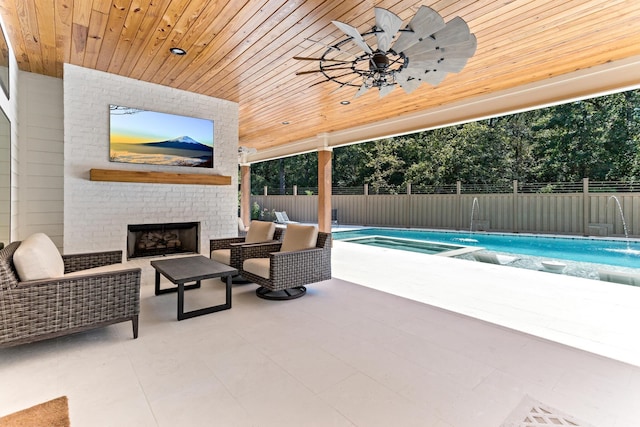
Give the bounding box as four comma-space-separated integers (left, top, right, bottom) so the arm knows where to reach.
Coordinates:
0, 241, 141, 348
210, 223, 283, 270
240, 228, 332, 300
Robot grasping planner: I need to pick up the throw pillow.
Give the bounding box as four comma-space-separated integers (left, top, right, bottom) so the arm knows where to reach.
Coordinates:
13, 233, 65, 281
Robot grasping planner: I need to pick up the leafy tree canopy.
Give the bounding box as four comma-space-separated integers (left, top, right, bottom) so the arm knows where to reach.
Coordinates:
249, 89, 640, 194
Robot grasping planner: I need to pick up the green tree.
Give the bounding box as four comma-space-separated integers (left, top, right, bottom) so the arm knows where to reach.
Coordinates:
249, 88, 640, 190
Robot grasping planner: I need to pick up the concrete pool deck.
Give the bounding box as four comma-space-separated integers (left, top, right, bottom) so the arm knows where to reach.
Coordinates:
331, 239, 640, 367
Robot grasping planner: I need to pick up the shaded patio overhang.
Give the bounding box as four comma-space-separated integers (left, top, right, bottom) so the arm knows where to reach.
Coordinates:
245, 55, 640, 164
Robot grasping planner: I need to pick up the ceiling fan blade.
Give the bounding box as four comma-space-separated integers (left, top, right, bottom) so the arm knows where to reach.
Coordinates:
409, 57, 469, 73
398, 67, 426, 80
379, 84, 396, 98
332, 20, 373, 54
293, 57, 352, 63
438, 34, 477, 56
354, 84, 369, 98
421, 70, 448, 85
374, 8, 403, 52
392, 6, 445, 53
296, 67, 354, 75
400, 36, 437, 57
433, 17, 472, 46
437, 58, 469, 73
398, 67, 448, 85
395, 73, 422, 94
409, 38, 476, 63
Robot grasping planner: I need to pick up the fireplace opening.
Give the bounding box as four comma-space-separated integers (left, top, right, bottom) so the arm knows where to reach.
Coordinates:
127, 222, 199, 259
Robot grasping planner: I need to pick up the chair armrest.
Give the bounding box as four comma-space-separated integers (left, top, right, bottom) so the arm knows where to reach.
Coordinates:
241, 241, 283, 260
270, 248, 331, 283
18, 267, 142, 288
210, 237, 246, 252
62, 250, 123, 274
235, 239, 279, 247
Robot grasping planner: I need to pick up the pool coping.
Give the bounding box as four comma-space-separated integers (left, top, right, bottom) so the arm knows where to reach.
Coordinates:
332, 226, 640, 268
339, 234, 485, 258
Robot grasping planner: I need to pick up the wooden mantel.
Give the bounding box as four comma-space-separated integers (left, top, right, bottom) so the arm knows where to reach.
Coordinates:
90, 169, 232, 185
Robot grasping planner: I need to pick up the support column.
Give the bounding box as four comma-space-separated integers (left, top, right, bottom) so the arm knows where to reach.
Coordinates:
240, 165, 251, 226
318, 149, 332, 233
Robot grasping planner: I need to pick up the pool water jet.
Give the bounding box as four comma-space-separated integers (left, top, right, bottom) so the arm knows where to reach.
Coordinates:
608, 195, 631, 251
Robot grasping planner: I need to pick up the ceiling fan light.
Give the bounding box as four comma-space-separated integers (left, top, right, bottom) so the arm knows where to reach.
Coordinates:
371, 53, 390, 70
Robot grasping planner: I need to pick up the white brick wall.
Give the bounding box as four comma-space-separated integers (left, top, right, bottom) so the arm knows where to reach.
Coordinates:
63, 64, 239, 256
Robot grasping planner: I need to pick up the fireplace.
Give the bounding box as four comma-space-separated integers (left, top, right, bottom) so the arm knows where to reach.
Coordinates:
127, 222, 199, 259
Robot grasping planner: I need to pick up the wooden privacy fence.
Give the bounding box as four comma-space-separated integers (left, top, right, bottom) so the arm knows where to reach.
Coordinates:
250, 179, 640, 237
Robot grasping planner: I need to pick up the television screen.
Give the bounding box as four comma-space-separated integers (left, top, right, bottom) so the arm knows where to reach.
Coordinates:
109, 105, 214, 168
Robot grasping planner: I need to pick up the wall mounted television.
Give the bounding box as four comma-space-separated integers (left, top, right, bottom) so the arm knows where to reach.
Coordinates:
109, 105, 214, 168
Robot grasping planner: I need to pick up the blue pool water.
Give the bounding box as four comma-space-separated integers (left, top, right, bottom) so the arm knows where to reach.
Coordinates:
344, 236, 466, 255
333, 228, 640, 269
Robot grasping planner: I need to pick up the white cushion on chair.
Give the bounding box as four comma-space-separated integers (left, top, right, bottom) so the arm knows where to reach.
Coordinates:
245, 221, 276, 244
243, 258, 270, 279
211, 248, 231, 265
64, 262, 128, 277
280, 224, 318, 252
13, 233, 65, 281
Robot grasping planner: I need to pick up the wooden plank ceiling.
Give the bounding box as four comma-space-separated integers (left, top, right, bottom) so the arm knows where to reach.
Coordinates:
1, 0, 639, 154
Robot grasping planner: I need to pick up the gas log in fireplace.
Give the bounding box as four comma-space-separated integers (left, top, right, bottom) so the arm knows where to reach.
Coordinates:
127, 222, 199, 259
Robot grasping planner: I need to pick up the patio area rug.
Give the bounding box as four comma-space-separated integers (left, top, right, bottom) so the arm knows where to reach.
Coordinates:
501, 395, 596, 427
0, 396, 69, 427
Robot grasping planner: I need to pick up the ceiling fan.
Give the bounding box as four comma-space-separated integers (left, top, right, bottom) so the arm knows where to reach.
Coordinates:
295, 6, 477, 98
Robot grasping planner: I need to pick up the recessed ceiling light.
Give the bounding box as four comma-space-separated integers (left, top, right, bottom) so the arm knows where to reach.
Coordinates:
169, 47, 187, 55
282, 121, 290, 125
340, 100, 350, 105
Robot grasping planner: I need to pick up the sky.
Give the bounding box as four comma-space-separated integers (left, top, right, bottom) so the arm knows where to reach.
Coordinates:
109, 105, 214, 146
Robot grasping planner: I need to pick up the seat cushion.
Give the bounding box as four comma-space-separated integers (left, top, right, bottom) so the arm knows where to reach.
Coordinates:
211, 248, 231, 265
243, 258, 270, 279
245, 221, 276, 244
64, 262, 130, 277
13, 233, 65, 281
280, 224, 318, 252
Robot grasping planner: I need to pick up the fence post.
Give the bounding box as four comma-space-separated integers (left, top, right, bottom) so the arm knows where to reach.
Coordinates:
406, 183, 412, 228
456, 181, 462, 230
364, 184, 369, 226
512, 180, 518, 233
263, 186, 268, 196
583, 177, 589, 236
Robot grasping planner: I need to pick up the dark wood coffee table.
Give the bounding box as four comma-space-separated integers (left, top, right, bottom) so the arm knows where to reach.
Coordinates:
151, 255, 238, 320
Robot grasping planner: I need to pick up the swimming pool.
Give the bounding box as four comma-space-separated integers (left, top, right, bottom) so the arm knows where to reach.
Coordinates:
342, 236, 475, 256
333, 228, 640, 269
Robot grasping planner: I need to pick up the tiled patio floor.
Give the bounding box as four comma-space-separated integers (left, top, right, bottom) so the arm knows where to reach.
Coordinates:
332, 240, 640, 367
1, 242, 639, 426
